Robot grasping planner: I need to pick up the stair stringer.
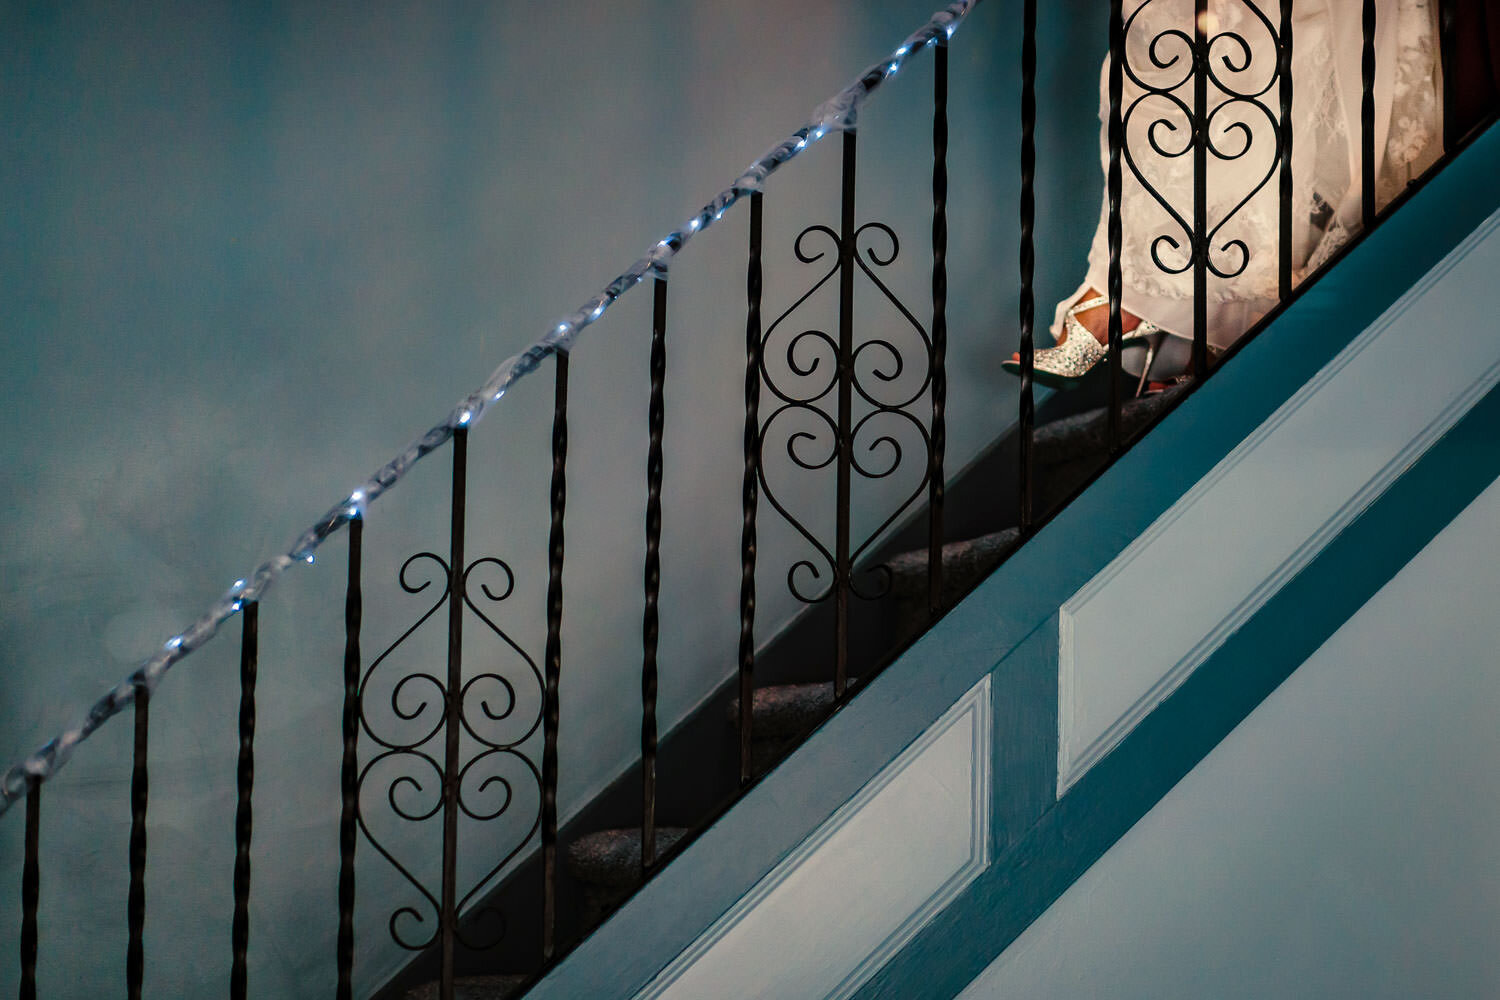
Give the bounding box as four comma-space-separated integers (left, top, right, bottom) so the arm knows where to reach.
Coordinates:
861, 380, 1500, 1000
527, 121, 1500, 1000
850, 124, 1500, 998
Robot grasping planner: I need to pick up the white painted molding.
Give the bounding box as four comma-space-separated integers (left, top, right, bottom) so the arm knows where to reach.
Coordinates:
1058, 207, 1500, 795
631, 674, 992, 1000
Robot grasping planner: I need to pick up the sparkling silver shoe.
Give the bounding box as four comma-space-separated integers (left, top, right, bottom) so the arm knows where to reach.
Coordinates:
1003, 294, 1162, 395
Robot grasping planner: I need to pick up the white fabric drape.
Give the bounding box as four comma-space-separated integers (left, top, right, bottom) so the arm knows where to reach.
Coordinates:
1052, 0, 1443, 362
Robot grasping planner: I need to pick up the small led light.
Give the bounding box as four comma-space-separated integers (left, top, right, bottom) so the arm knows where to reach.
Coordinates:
305, 553, 316, 564
556, 323, 569, 334
896, 45, 909, 56
591, 304, 605, 318
346, 505, 359, 518
813, 127, 826, 140
458, 410, 472, 425
350, 491, 363, 503
946, 23, 956, 38
166, 636, 183, 650
689, 218, 701, 232
233, 578, 245, 590
796, 138, 808, 150
231, 600, 242, 612
888, 61, 899, 74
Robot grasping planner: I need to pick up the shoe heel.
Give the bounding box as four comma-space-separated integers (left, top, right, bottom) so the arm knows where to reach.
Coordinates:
1132, 335, 1160, 399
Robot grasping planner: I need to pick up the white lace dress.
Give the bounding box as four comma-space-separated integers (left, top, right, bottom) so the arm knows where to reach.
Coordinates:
1052, 0, 1444, 365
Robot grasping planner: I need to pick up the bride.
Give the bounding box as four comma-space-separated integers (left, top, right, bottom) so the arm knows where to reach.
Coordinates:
1004, 0, 1444, 393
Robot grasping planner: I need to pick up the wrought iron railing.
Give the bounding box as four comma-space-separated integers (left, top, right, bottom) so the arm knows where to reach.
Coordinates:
6, 1, 1493, 998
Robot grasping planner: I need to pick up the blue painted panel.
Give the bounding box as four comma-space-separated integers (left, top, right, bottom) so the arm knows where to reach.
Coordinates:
851, 327, 1500, 1000
956, 486, 1500, 998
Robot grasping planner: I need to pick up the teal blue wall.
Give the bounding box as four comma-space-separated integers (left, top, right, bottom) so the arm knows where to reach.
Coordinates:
959, 470, 1500, 1000
0, 1, 1114, 995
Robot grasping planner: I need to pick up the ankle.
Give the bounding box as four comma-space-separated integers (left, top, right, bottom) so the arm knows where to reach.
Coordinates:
1073, 288, 1143, 344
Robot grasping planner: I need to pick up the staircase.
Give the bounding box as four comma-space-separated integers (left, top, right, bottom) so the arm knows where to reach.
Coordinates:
5, 2, 1497, 999
525, 120, 1500, 1000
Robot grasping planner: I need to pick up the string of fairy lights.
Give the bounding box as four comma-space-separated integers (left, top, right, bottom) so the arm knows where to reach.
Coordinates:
0, 0, 976, 816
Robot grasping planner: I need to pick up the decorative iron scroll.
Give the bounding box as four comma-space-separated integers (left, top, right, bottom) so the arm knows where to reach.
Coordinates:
757, 220, 933, 608
1122, 0, 1284, 287
356, 551, 542, 952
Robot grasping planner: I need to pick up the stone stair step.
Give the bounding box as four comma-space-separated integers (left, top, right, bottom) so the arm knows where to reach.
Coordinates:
566, 826, 693, 930
727, 681, 842, 776
728, 682, 836, 742
405, 974, 530, 1000
886, 528, 1023, 606
1032, 380, 1189, 467
566, 827, 691, 889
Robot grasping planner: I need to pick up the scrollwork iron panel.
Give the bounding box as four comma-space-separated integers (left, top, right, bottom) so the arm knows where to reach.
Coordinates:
757, 208, 934, 634
1120, 0, 1286, 305
355, 546, 542, 958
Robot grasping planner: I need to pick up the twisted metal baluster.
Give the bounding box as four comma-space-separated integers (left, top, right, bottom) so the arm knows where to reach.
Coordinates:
1362, 0, 1376, 229
1193, 0, 1210, 378
542, 350, 568, 960
1018, 0, 1037, 532
20, 778, 39, 1000
440, 428, 468, 1000
1279, 0, 1294, 301
127, 685, 149, 1000
1108, 0, 1125, 448
337, 516, 362, 1000
740, 194, 763, 787
928, 40, 949, 619
835, 131, 857, 701
231, 602, 259, 1000
642, 278, 667, 871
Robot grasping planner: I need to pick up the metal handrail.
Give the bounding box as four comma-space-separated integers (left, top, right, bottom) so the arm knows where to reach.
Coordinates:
0, 0, 978, 819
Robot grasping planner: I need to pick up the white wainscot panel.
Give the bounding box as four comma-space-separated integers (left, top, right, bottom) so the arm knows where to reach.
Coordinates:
1058, 208, 1500, 794
632, 675, 991, 1000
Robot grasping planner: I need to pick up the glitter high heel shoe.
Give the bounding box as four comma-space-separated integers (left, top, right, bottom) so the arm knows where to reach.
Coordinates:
1002, 294, 1162, 395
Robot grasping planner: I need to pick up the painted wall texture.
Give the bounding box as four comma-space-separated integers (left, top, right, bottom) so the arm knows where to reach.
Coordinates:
0, 1, 1110, 995
959, 472, 1500, 1000
1060, 205, 1500, 792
